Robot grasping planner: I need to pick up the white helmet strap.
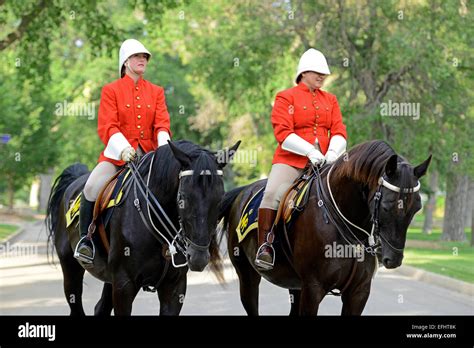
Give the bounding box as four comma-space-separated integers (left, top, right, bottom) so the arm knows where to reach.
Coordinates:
125, 60, 139, 76
124, 55, 149, 78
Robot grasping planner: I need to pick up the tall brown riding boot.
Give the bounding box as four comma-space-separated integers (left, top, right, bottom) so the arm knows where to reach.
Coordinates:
255, 208, 277, 271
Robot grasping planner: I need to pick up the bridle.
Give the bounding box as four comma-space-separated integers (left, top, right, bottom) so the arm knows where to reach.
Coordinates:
129, 152, 223, 268
313, 161, 420, 256
368, 175, 420, 253
177, 169, 223, 253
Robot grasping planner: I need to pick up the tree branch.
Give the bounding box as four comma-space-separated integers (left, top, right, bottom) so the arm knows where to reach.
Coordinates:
0, 0, 47, 51
336, 0, 357, 61
290, 0, 312, 50
375, 64, 413, 103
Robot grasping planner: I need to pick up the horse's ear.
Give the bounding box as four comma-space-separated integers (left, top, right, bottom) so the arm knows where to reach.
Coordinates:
215, 140, 241, 169
168, 140, 191, 168
385, 154, 398, 177
414, 154, 432, 179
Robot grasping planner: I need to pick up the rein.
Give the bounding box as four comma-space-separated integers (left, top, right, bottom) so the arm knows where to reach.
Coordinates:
128, 151, 223, 269
306, 160, 420, 296
313, 161, 421, 255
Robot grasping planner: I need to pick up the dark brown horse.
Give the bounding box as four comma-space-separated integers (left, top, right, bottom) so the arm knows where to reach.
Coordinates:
218, 140, 431, 315
46, 140, 239, 315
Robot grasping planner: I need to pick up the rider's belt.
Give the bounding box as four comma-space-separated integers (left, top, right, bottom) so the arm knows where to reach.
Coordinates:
122, 129, 152, 140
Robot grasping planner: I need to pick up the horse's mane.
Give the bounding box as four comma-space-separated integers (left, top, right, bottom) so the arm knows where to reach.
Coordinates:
331, 140, 396, 188
331, 140, 417, 204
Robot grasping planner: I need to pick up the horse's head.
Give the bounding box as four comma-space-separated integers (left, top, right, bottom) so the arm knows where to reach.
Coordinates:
369, 154, 431, 268
168, 140, 240, 271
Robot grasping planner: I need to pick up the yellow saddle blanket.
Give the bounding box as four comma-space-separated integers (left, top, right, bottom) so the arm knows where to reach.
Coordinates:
65, 169, 132, 228
235, 172, 314, 243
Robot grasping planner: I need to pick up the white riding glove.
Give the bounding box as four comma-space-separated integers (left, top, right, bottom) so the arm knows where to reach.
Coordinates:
120, 146, 136, 162
104, 132, 132, 161
281, 133, 325, 166
307, 147, 326, 166
157, 131, 171, 147
325, 135, 347, 164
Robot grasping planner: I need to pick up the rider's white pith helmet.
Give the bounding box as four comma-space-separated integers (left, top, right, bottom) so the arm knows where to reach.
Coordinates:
118, 39, 151, 77
295, 48, 331, 83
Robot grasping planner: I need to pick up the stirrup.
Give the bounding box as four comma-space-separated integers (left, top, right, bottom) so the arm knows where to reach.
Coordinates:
255, 242, 275, 270
73, 236, 95, 264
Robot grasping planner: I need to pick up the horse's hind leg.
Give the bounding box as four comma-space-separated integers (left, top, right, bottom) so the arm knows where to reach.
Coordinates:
230, 244, 262, 316
289, 289, 301, 316
58, 256, 86, 316
94, 283, 113, 316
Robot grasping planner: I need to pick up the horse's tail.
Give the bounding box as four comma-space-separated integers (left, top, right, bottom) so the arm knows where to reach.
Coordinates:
208, 185, 248, 283
45, 163, 89, 262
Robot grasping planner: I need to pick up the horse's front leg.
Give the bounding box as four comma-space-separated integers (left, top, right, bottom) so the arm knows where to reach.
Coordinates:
340, 283, 371, 315
112, 274, 139, 316
289, 289, 301, 316
299, 281, 327, 315
341, 258, 375, 315
94, 283, 113, 316
157, 269, 187, 315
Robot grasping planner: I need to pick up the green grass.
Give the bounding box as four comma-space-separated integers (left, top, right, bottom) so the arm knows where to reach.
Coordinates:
407, 227, 471, 242
403, 246, 474, 283
0, 223, 20, 242
411, 213, 426, 225
404, 227, 473, 283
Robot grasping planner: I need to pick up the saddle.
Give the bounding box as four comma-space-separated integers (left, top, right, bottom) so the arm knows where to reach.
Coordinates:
275, 167, 315, 225
236, 166, 315, 243
65, 167, 133, 252
87, 167, 133, 251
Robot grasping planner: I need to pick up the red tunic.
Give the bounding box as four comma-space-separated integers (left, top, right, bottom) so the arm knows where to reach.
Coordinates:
97, 74, 171, 166
271, 82, 347, 168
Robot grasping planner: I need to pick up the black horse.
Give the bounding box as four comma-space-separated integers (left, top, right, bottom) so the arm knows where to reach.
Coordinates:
218, 140, 431, 315
46, 140, 239, 315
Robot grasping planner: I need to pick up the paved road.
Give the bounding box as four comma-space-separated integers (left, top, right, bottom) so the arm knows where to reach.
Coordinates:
1, 221, 472, 315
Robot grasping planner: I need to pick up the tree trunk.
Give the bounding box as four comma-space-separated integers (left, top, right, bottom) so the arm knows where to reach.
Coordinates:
464, 178, 474, 228
471, 203, 474, 247
422, 171, 438, 234
469, 178, 474, 247
441, 173, 468, 241
7, 175, 14, 213
38, 169, 54, 212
